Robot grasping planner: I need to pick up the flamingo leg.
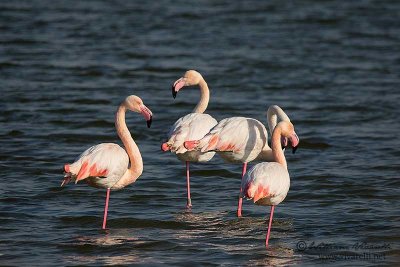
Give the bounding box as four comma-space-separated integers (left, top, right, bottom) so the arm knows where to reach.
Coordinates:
102, 188, 111, 230
186, 161, 192, 208
237, 162, 247, 217
266, 205, 275, 248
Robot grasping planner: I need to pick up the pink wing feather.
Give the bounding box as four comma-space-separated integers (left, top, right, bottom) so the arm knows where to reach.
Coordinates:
62, 143, 129, 188
197, 117, 268, 153
241, 162, 290, 206
167, 113, 217, 154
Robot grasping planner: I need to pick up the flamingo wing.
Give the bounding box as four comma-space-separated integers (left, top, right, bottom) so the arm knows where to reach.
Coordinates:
241, 162, 290, 205
198, 117, 268, 153
63, 143, 129, 186
167, 113, 217, 154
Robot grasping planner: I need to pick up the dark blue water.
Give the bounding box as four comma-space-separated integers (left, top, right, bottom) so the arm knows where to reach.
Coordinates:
1, 0, 399, 266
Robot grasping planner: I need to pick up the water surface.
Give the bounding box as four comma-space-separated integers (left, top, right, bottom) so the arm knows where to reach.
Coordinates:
1, 0, 399, 266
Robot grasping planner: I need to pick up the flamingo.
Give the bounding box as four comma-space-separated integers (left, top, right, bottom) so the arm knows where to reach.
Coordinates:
61, 95, 153, 229
184, 105, 292, 217
241, 121, 299, 248
161, 70, 217, 208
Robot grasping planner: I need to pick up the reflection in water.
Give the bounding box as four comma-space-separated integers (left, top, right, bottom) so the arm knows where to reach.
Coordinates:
172, 209, 297, 259
74, 233, 139, 246
174, 210, 228, 226
63, 254, 146, 266
62, 232, 149, 265
247, 246, 298, 266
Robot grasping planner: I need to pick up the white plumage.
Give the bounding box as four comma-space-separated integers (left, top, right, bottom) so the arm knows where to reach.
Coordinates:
66, 143, 129, 189
239, 120, 299, 248
162, 70, 217, 208
196, 117, 270, 163
61, 95, 153, 229
183, 105, 293, 216
167, 113, 217, 161
241, 162, 290, 206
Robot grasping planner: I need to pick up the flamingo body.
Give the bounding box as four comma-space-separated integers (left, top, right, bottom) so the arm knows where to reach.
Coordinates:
162, 70, 216, 208
64, 143, 129, 190
183, 116, 273, 216
183, 106, 294, 217
167, 113, 217, 162
241, 162, 290, 206
61, 95, 153, 229
195, 117, 271, 163
240, 120, 299, 248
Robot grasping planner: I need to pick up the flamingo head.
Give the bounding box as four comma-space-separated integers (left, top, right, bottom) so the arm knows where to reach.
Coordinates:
277, 121, 299, 154
124, 95, 153, 128
172, 70, 203, 99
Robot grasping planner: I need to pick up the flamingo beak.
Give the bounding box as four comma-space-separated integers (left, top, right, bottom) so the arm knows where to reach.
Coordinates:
172, 77, 186, 99
140, 105, 153, 128
147, 116, 152, 128
290, 133, 299, 154
172, 85, 177, 99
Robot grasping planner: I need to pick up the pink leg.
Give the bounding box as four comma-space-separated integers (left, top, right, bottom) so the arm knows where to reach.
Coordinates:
266, 205, 275, 248
186, 161, 192, 208
237, 162, 247, 217
102, 188, 111, 230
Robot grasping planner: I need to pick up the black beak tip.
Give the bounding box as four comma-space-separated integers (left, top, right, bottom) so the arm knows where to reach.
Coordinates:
292, 146, 298, 154
146, 116, 152, 128
171, 86, 177, 99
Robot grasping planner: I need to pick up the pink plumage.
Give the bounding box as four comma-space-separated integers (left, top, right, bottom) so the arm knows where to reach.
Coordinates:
61, 95, 153, 229
241, 121, 299, 249
162, 70, 217, 208
241, 162, 290, 206
63, 143, 128, 189
184, 105, 294, 217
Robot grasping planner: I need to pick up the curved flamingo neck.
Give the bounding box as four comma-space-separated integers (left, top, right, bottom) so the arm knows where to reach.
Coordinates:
271, 126, 287, 170
115, 105, 143, 185
267, 105, 290, 135
192, 79, 209, 113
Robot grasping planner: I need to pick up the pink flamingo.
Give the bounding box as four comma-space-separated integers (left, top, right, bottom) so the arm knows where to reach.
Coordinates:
61, 95, 153, 229
184, 105, 292, 217
241, 121, 299, 248
161, 70, 217, 208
